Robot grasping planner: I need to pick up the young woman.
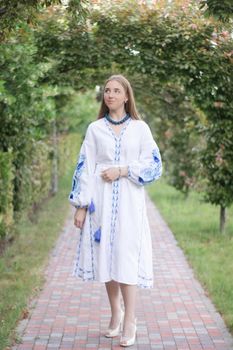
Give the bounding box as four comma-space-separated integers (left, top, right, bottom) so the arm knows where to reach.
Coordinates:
69, 74, 162, 347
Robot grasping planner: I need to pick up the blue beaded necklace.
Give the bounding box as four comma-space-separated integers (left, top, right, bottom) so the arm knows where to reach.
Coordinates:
105, 112, 130, 125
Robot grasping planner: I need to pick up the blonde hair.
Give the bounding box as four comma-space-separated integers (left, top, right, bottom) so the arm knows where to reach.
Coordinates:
97, 74, 141, 120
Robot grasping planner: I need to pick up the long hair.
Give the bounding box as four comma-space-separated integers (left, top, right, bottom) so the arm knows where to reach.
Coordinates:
97, 74, 141, 120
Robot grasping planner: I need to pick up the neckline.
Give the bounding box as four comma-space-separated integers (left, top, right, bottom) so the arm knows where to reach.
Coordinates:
104, 116, 131, 139
105, 113, 130, 125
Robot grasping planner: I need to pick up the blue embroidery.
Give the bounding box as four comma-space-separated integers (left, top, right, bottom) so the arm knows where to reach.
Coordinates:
89, 212, 95, 277
104, 117, 131, 277
88, 198, 95, 214
73, 198, 97, 280
76, 153, 85, 173
139, 167, 157, 184
138, 274, 153, 289
73, 225, 84, 277
127, 165, 132, 179
152, 148, 160, 163
69, 153, 86, 202
77, 160, 84, 171
94, 227, 101, 243
138, 147, 162, 185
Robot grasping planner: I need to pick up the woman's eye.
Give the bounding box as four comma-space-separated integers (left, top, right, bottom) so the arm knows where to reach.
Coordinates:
104, 89, 121, 93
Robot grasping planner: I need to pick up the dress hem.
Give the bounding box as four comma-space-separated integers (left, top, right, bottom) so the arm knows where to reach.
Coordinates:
72, 271, 153, 289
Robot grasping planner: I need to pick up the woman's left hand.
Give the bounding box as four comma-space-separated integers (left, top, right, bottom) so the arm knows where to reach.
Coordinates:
101, 167, 120, 182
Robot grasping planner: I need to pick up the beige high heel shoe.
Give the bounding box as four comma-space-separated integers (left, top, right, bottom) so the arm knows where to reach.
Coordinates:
104, 309, 124, 338
120, 318, 137, 347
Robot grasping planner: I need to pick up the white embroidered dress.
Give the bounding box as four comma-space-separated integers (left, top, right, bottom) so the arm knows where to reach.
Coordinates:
69, 116, 162, 288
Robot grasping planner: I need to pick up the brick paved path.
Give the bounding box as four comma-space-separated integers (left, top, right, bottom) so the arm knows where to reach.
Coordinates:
13, 194, 233, 350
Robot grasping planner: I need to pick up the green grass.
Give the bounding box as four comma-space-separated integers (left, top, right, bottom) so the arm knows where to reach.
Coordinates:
149, 179, 233, 334
0, 171, 73, 350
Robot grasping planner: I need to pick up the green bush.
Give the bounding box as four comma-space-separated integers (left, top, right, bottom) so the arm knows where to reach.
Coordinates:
12, 141, 51, 215
58, 133, 82, 178
0, 150, 14, 239
0, 133, 81, 241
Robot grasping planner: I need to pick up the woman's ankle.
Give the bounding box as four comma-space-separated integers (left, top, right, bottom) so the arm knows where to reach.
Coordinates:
123, 314, 136, 325
109, 308, 123, 328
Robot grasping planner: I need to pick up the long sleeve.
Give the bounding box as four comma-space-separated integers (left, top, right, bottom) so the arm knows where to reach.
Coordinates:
127, 121, 162, 186
68, 123, 96, 208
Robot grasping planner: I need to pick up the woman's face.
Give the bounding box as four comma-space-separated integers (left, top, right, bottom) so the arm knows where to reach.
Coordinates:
104, 80, 128, 113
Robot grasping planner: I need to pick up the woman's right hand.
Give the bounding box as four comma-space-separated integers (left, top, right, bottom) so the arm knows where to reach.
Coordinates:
74, 207, 87, 229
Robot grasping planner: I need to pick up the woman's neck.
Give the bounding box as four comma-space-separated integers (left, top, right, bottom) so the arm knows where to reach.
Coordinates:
109, 109, 127, 121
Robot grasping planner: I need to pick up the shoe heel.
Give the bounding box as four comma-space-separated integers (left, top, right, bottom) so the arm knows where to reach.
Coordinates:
105, 309, 124, 338
120, 317, 137, 347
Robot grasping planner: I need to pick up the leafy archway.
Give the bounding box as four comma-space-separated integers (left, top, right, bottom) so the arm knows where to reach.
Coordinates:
1, 0, 232, 231
34, 1, 233, 231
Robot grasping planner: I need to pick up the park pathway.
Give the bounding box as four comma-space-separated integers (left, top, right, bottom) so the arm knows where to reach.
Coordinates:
13, 194, 233, 350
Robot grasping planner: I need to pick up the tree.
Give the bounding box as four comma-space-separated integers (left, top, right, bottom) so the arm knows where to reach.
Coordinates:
0, 0, 88, 40
200, 0, 233, 22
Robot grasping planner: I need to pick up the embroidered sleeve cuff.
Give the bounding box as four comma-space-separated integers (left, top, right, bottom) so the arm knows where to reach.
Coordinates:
127, 165, 132, 178
75, 205, 88, 209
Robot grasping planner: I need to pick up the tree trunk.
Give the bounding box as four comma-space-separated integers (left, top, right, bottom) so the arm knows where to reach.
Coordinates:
219, 205, 226, 233
51, 118, 58, 195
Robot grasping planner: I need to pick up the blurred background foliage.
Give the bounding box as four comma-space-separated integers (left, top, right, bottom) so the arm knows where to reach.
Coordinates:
0, 0, 232, 242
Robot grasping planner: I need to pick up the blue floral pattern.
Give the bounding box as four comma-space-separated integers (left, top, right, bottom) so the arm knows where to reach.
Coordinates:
69, 153, 86, 205
152, 148, 160, 163
138, 147, 162, 185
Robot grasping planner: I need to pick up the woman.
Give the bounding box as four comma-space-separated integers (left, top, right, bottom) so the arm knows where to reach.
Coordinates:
68, 74, 162, 347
